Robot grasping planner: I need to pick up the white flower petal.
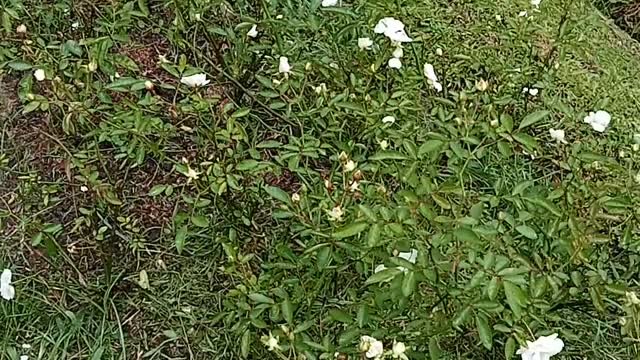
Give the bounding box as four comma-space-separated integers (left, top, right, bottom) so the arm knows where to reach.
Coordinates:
374, 17, 412, 42
392, 46, 403, 58
549, 129, 567, 144
1, 269, 15, 301
247, 24, 258, 38
278, 56, 291, 74
517, 334, 564, 360
398, 249, 418, 264
358, 37, 373, 50
180, 73, 209, 87
584, 110, 610, 132
388, 57, 402, 69
382, 116, 395, 124
374, 264, 386, 273
321, 0, 338, 6
34, 69, 45, 82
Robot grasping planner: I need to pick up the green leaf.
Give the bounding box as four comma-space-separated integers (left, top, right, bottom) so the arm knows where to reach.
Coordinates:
503, 281, 526, 319
525, 197, 562, 217
335, 101, 364, 112
512, 133, 539, 151
175, 226, 187, 254
241, 330, 250, 358
191, 215, 209, 227
369, 150, 409, 161
431, 194, 451, 209
516, 225, 537, 239
357, 304, 369, 327
511, 180, 534, 196
429, 338, 442, 360
475, 314, 493, 350
418, 140, 444, 157
232, 108, 251, 118
236, 160, 259, 171
518, 110, 550, 130
265, 186, 292, 206
505, 337, 516, 360
487, 277, 499, 300
367, 223, 382, 247
148, 185, 167, 196
248, 293, 275, 304
454, 227, 479, 242
402, 271, 416, 297
316, 246, 332, 269
333, 222, 367, 239
8, 60, 32, 71
282, 298, 294, 325
365, 268, 402, 285
328, 309, 352, 323
137, 270, 150, 290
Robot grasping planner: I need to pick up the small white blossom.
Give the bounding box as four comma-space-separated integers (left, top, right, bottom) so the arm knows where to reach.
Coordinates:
531, 0, 541, 7
379, 140, 389, 150
185, 166, 200, 182
276, 14, 283, 19
314, 83, 327, 94
490, 119, 499, 127
278, 57, 291, 75
180, 73, 210, 87
322, 0, 338, 6
71, 21, 80, 29
21, 344, 31, 349
392, 46, 403, 58
382, 116, 396, 124
519, 10, 528, 17
388, 57, 402, 69
88, 61, 98, 72
496, 14, 502, 21
392, 341, 408, 360
423, 63, 443, 92
261, 333, 281, 352
1, 269, 15, 301
20, 356, 28, 360
584, 110, 611, 133
247, 24, 258, 38
16, 24, 27, 33
374, 249, 418, 274
144, 80, 154, 91
328, 206, 344, 222
476, 79, 489, 91
80, 186, 89, 192
34, 69, 46, 82
436, 48, 443, 56
374, 17, 412, 43
516, 334, 564, 360
529, 88, 539, 96
349, 181, 360, 192
627, 291, 640, 305
291, 193, 301, 202
358, 37, 373, 50
360, 336, 384, 359
344, 160, 357, 172
549, 129, 567, 144
194, 13, 201, 21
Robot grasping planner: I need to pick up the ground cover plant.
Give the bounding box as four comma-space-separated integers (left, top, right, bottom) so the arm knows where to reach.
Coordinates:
2, 0, 640, 358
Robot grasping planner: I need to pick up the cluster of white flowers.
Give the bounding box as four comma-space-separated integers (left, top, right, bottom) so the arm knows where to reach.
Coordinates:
584, 110, 611, 133
359, 336, 408, 359
180, 73, 209, 87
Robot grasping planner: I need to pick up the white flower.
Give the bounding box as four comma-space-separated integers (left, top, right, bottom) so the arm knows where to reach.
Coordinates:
278, 57, 291, 75
519, 10, 528, 17
392, 341, 408, 359
392, 46, 403, 58
20, 356, 28, 360
490, 119, 499, 127
549, 129, 567, 144
531, 0, 541, 7
21, 344, 31, 349
344, 160, 357, 172
476, 79, 489, 91
360, 336, 384, 359
16, 24, 27, 33
379, 140, 389, 150
247, 24, 258, 38
496, 14, 502, 21
529, 88, 539, 96
322, 0, 338, 6
358, 37, 373, 50
374, 249, 418, 274
261, 333, 281, 351
584, 110, 611, 133
144, 80, 154, 90
328, 206, 344, 221
388, 57, 402, 69
423, 63, 443, 92
382, 116, 395, 124
1, 269, 15, 301
516, 334, 564, 360
314, 83, 327, 94
291, 193, 301, 202
276, 14, 283, 19
34, 69, 45, 82
374, 17, 412, 43
436, 48, 443, 56
194, 13, 201, 21
349, 181, 360, 192
180, 73, 209, 87
185, 165, 200, 182
80, 186, 89, 192
71, 21, 80, 29
88, 61, 98, 72
627, 291, 640, 305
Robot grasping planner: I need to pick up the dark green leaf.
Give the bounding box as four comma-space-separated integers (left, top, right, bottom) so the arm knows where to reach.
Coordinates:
365, 268, 402, 285
475, 314, 493, 350
333, 222, 368, 239
518, 110, 550, 130
369, 151, 409, 161
516, 225, 537, 239
265, 186, 292, 206
248, 293, 275, 304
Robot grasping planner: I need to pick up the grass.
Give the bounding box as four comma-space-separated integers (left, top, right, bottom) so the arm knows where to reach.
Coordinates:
2, 0, 640, 359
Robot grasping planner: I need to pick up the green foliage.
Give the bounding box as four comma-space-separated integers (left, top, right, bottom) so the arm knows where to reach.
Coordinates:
2, 0, 640, 358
